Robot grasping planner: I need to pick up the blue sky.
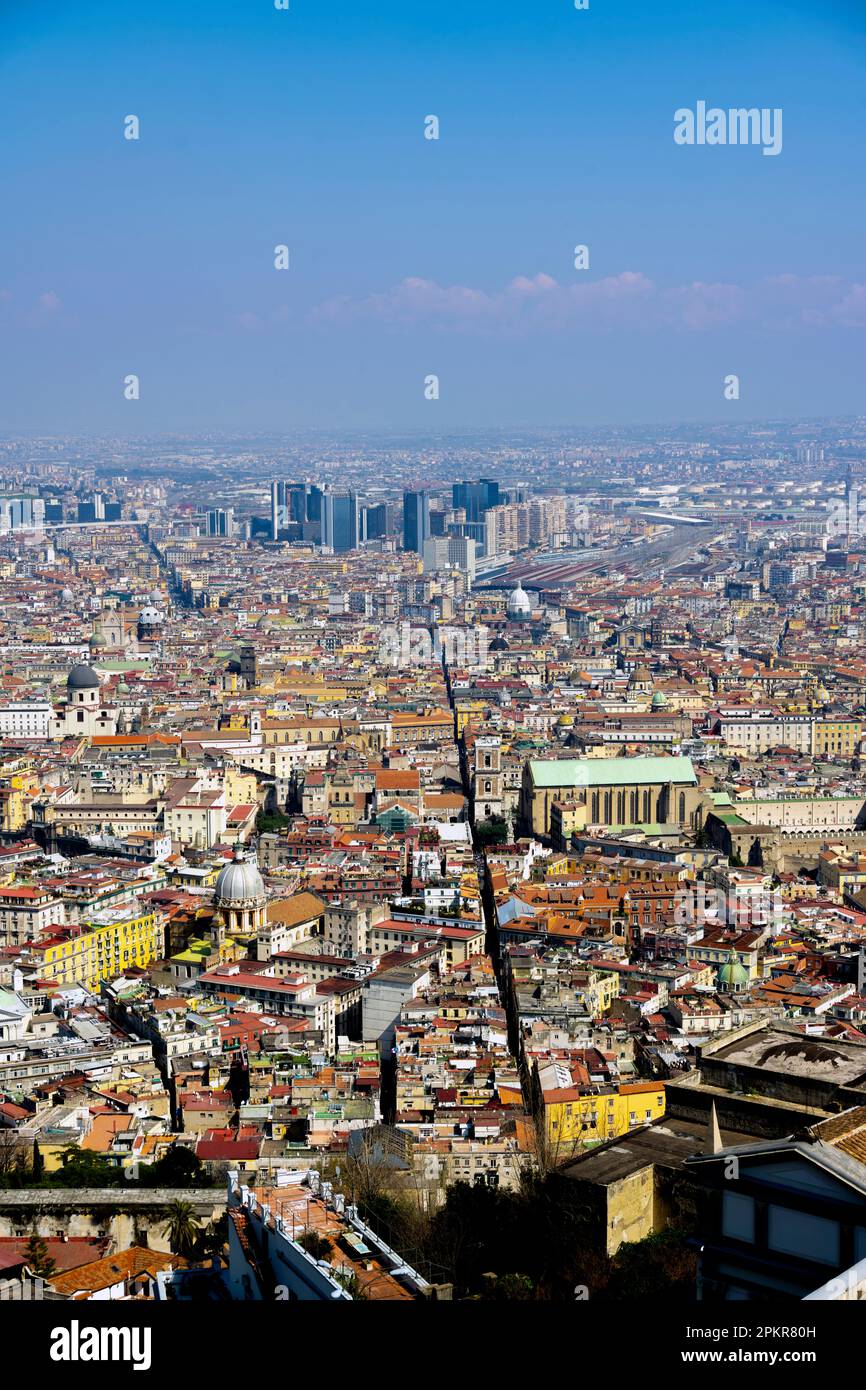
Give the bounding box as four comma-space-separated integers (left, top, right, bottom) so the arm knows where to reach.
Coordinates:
0, 0, 864, 432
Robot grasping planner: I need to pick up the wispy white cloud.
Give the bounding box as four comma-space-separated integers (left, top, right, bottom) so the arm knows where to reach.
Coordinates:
308, 271, 866, 333
235, 304, 292, 332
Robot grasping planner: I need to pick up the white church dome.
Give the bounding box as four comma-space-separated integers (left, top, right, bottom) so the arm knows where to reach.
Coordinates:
507, 583, 532, 618
214, 845, 265, 905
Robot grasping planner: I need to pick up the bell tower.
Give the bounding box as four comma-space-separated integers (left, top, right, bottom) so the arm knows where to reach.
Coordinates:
473, 736, 503, 821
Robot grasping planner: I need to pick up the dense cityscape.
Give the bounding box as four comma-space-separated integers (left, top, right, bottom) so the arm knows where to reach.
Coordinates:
2, 0, 865, 1366
0, 421, 865, 1313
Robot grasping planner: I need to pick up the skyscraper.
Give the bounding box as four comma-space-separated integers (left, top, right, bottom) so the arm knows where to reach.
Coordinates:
402, 490, 430, 553
206, 508, 234, 537
452, 478, 500, 522
362, 502, 389, 540
321, 490, 359, 552
271, 481, 323, 541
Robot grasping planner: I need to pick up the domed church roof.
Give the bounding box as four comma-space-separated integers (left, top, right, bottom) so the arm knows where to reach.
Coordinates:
214, 844, 266, 906
717, 948, 749, 991
507, 584, 532, 618
67, 663, 101, 690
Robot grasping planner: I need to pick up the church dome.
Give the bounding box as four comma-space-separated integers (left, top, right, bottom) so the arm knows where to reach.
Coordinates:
67, 663, 100, 690
651, 690, 668, 709
717, 949, 749, 992
138, 606, 163, 625
60, 587, 74, 605
489, 636, 509, 652
214, 845, 265, 906
507, 584, 532, 619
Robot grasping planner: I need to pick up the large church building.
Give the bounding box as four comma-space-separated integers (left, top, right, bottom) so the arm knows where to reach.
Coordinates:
49, 664, 119, 741
519, 754, 701, 839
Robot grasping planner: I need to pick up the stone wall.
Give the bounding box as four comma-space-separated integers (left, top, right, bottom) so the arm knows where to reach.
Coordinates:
0, 1189, 224, 1254
665, 1076, 828, 1139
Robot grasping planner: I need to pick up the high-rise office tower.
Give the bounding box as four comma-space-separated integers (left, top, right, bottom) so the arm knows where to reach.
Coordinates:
0, 496, 46, 533
77, 493, 104, 524
452, 478, 500, 522
321, 490, 359, 552
206, 507, 234, 537
402, 490, 430, 553
305, 484, 322, 525
271, 481, 323, 541
363, 502, 389, 540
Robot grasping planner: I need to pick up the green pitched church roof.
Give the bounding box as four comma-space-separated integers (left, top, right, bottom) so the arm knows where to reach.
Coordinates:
528, 755, 697, 789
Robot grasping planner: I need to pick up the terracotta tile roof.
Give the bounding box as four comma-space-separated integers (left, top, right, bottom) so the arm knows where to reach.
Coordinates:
49, 1246, 185, 1297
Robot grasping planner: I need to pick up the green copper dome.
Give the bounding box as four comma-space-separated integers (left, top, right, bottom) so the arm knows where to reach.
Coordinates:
717, 948, 749, 991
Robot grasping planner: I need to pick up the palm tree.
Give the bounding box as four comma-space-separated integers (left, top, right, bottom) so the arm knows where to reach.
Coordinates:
162, 1200, 202, 1257
24, 1233, 56, 1279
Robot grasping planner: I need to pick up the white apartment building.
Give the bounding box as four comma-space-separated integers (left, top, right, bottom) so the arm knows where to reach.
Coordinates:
0, 702, 53, 739
716, 715, 813, 755
0, 886, 65, 948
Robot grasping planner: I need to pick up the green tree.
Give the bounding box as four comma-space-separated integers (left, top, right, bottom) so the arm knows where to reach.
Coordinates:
140, 1145, 202, 1188
162, 1199, 202, 1257
479, 1271, 535, 1300
0, 1130, 31, 1187
333, 1267, 367, 1299
298, 1229, 332, 1261
600, 1228, 697, 1301
24, 1233, 56, 1279
195, 1214, 228, 1262
55, 1146, 122, 1187
475, 817, 508, 847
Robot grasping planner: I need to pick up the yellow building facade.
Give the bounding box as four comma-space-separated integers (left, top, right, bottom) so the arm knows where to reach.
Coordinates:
543, 1081, 666, 1152
37, 910, 161, 991
812, 718, 861, 758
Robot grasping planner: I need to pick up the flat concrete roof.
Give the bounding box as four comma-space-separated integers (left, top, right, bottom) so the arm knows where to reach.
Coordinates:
708, 1026, 866, 1087
558, 1116, 756, 1187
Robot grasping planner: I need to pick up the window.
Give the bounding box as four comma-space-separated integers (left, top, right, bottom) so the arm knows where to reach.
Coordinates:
722, 1191, 755, 1243
767, 1206, 839, 1265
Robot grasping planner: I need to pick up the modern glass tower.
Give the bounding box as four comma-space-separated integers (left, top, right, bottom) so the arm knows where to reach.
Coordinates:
402, 490, 430, 553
